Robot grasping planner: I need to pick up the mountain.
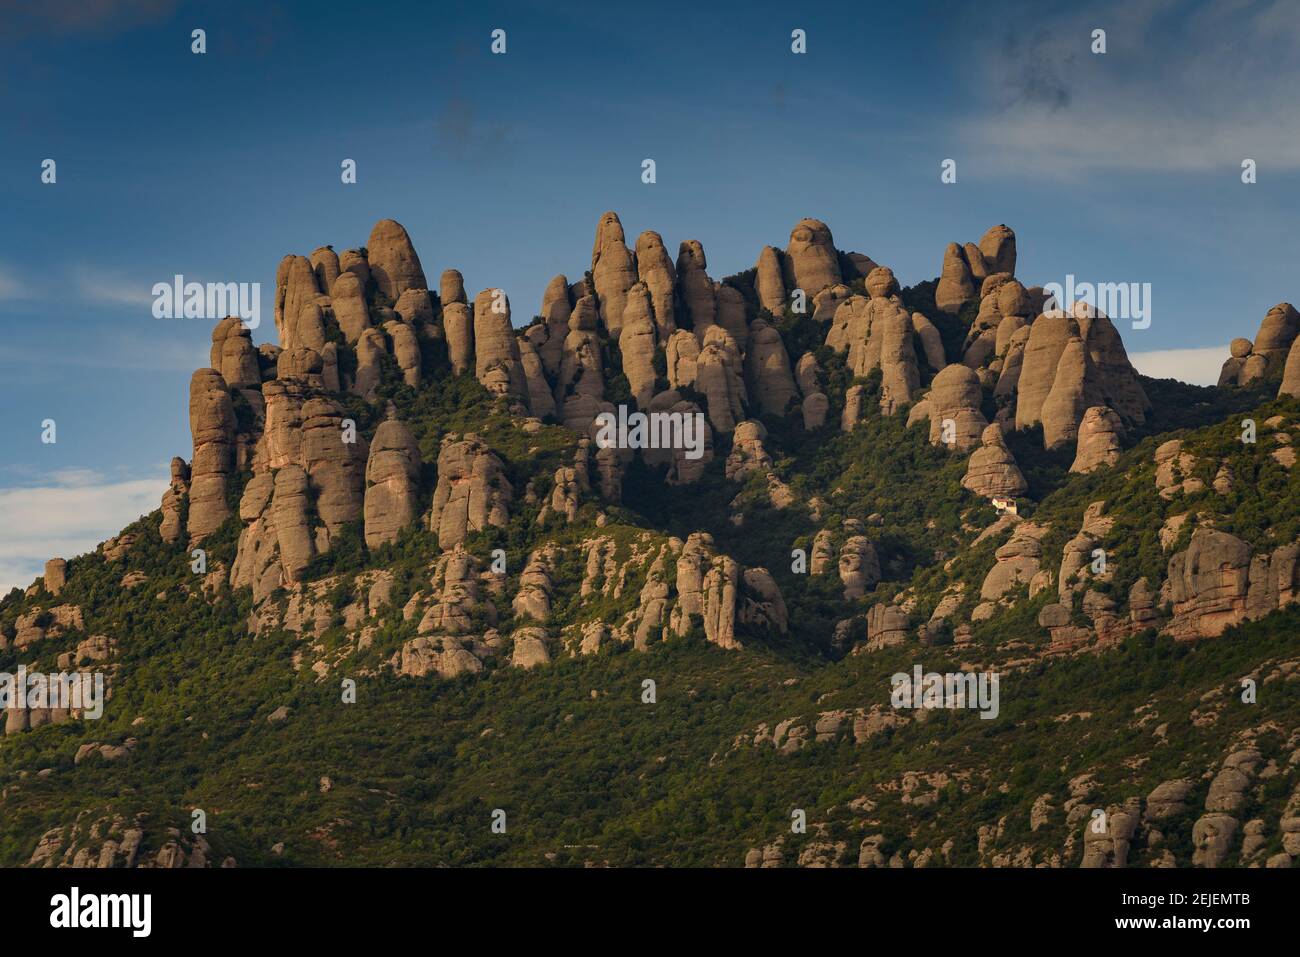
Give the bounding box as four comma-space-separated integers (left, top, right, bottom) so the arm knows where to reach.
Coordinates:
2, 214, 1298, 869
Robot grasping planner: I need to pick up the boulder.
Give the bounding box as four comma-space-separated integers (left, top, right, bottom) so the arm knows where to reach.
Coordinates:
429, 435, 513, 548
338, 248, 369, 287
1280, 333, 1300, 398
363, 416, 421, 548
472, 288, 526, 402
619, 282, 660, 407
443, 302, 474, 374
677, 239, 716, 334
696, 327, 747, 432
1070, 406, 1123, 473
591, 211, 637, 335
715, 284, 750, 353
1040, 336, 1089, 449
725, 420, 773, 481
367, 219, 427, 300
1252, 302, 1300, 371
911, 312, 946, 370
1016, 313, 1074, 431
978, 225, 1016, 276
186, 369, 236, 540
159, 457, 191, 544
802, 393, 829, 429
865, 266, 899, 300
274, 254, 321, 348
393, 288, 434, 327
635, 231, 677, 339
272, 465, 315, 582
440, 269, 466, 306
1192, 814, 1239, 867
935, 243, 975, 314
670, 532, 742, 649
783, 218, 841, 297
301, 397, 368, 540
927, 364, 987, 450
383, 319, 422, 388
310, 246, 340, 293
1165, 528, 1252, 639
962, 423, 1027, 498
839, 536, 881, 600
755, 245, 786, 315
980, 524, 1046, 601
211, 317, 260, 388
43, 558, 67, 596
329, 270, 370, 345
744, 318, 797, 416
511, 628, 552, 669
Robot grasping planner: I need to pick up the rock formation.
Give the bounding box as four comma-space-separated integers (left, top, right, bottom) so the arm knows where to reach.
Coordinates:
186, 369, 236, 540
363, 416, 421, 548
926, 364, 987, 450
429, 435, 513, 548
1070, 406, 1123, 473
936, 243, 976, 314
472, 288, 527, 404
783, 219, 840, 297
677, 239, 715, 334
367, 219, 427, 301
619, 283, 660, 407
839, 536, 881, 600
635, 231, 676, 339
755, 245, 786, 315
744, 319, 797, 416
591, 211, 637, 335
962, 424, 1027, 498
1223, 303, 1300, 386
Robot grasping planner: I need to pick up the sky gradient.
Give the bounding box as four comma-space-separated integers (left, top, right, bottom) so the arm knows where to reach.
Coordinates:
2, 0, 1298, 590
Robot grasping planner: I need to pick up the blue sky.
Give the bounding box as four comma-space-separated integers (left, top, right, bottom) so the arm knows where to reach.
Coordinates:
2, 0, 1298, 590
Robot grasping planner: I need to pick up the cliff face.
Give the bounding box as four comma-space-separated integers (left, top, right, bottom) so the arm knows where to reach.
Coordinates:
4, 212, 1299, 870
154, 212, 1159, 658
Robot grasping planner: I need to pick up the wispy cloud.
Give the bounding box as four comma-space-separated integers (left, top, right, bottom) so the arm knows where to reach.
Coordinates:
0, 467, 167, 594
1129, 344, 1226, 386
73, 266, 156, 308
0, 334, 207, 374
961, 0, 1300, 175
0, 266, 33, 301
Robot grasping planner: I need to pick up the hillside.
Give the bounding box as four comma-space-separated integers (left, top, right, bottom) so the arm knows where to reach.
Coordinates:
2, 215, 1298, 869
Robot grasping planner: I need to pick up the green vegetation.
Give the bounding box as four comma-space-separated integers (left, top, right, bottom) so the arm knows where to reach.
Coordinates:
3, 284, 1299, 868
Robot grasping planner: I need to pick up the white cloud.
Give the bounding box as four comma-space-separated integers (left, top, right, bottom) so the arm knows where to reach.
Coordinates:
0, 469, 167, 594
73, 266, 156, 308
0, 334, 208, 374
0, 266, 33, 301
1129, 345, 1227, 386
961, 0, 1300, 175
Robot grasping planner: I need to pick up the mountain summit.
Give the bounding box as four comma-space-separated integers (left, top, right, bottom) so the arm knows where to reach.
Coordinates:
3, 213, 1298, 870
